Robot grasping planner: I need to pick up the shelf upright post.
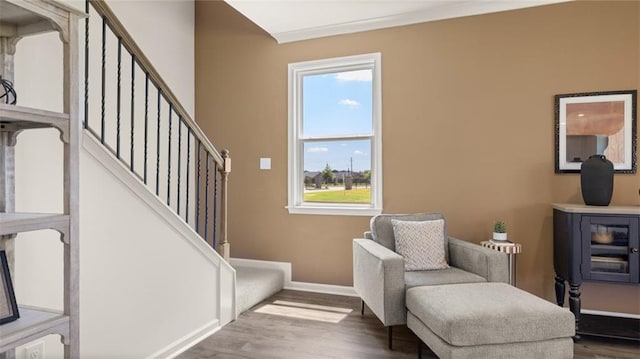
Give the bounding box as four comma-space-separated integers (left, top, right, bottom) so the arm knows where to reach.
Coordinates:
62, 9, 81, 359
0, 34, 21, 279
0, 33, 20, 359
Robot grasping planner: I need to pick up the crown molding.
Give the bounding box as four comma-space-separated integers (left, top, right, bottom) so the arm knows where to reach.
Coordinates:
272, 1, 571, 44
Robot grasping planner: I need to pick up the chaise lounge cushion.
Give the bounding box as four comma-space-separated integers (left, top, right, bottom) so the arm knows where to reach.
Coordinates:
408, 312, 573, 359
405, 267, 486, 288
406, 282, 575, 346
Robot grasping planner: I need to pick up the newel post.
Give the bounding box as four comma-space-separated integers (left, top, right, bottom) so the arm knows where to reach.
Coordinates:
218, 149, 231, 261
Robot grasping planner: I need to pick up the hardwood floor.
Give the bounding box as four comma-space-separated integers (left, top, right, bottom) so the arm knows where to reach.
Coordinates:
179, 290, 640, 359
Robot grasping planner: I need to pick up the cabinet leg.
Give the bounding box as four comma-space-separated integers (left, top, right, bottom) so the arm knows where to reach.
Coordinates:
554, 275, 566, 307
569, 283, 581, 341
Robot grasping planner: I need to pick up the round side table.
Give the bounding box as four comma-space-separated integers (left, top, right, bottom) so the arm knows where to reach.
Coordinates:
481, 241, 522, 287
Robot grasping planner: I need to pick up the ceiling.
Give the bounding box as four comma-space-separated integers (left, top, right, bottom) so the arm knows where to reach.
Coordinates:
224, 0, 571, 44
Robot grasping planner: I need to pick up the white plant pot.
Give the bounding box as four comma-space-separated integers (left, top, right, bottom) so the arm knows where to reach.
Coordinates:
493, 232, 508, 241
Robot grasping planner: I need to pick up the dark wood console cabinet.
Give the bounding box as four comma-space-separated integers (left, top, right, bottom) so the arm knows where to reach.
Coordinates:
552, 203, 640, 338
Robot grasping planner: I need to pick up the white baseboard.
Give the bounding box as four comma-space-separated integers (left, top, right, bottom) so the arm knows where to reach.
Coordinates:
581, 309, 640, 320
230, 258, 358, 297
148, 319, 220, 359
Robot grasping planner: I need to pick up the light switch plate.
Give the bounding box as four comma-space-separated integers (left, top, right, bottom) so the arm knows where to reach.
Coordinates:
260, 158, 271, 170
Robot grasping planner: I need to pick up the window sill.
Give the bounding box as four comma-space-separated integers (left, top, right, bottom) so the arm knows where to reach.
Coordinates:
287, 205, 382, 216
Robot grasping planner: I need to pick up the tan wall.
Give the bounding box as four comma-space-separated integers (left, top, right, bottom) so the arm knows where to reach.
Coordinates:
195, 1, 640, 314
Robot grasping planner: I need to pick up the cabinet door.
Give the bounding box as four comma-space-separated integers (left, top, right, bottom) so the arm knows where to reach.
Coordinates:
581, 216, 639, 283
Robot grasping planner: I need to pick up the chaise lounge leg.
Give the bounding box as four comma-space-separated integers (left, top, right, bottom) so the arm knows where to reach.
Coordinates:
417, 339, 422, 359
361, 300, 365, 316
388, 326, 393, 350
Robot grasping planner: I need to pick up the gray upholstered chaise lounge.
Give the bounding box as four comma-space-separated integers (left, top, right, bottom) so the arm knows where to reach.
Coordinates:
352, 213, 509, 348
352, 213, 575, 358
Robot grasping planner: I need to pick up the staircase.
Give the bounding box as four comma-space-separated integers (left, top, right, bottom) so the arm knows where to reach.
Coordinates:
84, 0, 231, 259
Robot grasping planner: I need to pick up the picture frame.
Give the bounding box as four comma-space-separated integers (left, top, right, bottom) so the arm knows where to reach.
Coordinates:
555, 90, 637, 173
0, 250, 19, 325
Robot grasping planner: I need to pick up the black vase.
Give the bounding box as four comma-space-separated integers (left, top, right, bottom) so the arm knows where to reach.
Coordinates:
580, 155, 614, 206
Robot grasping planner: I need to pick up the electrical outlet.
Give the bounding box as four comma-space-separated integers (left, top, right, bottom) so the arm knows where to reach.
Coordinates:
24, 341, 45, 359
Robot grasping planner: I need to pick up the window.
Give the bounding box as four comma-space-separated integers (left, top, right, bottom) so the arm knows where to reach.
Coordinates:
288, 53, 382, 216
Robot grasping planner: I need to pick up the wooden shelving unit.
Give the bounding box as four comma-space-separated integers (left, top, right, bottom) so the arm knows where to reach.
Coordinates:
0, 0, 84, 357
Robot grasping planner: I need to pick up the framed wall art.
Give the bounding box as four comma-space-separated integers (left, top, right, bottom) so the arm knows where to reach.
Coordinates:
555, 90, 637, 173
1, 250, 19, 325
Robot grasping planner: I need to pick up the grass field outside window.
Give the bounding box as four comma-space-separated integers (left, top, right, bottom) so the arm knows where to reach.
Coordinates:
304, 187, 371, 203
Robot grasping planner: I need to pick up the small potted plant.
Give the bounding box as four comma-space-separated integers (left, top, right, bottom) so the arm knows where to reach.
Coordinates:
493, 220, 507, 241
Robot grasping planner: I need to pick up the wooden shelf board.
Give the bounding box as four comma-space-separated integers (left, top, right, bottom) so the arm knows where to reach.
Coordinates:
590, 244, 629, 256
0, 103, 69, 130
0, 307, 69, 352
0, 212, 69, 235
0, 0, 56, 37
0, 0, 85, 38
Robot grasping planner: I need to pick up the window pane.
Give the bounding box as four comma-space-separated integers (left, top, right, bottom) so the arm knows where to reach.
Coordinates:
303, 140, 372, 204
302, 69, 373, 138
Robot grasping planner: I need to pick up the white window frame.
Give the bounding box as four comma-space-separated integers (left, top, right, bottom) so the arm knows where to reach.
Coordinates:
287, 53, 382, 216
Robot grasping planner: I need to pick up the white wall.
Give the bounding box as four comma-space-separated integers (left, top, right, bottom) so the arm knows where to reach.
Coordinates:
107, 0, 195, 117
11, 1, 215, 358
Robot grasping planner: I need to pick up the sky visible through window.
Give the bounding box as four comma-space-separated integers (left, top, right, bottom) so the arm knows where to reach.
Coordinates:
302, 69, 373, 172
